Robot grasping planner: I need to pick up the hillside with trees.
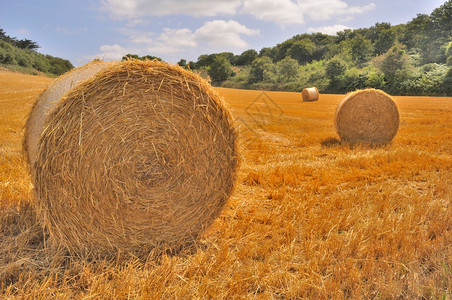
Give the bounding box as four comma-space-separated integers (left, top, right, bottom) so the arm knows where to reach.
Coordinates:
0, 28, 73, 76
178, 0, 452, 96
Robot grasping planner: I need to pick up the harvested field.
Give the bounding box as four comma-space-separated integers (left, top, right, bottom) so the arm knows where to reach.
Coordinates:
1, 70, 451, 298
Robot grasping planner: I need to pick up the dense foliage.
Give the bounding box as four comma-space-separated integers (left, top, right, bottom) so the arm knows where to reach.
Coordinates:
183, 1, 452, 96
122, 54, 162, 61
0, 28, 73, 76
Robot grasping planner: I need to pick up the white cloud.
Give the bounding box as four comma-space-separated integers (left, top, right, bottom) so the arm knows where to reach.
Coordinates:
307, 24, 352, 35
195, 20, 259, 49
118, 28, 154, 44
101, 0, 241, 19
147, 28, 197, 54
299, 1, 376, 22
97, 44, 141, 60
126, 19, 149, 27
56, 26, 88, 35
110, 20, 259, 57
56, 26, 71, 34
100, 0, 375, 26
15, 29, 31, 35
240, 0, 304, 25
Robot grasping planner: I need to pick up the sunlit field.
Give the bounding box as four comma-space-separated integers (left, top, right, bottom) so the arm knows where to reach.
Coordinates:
1, 70, 451, 298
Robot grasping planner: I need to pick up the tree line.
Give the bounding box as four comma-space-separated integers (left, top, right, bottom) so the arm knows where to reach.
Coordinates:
170, 0, 452, 96
0, 28, 73, 76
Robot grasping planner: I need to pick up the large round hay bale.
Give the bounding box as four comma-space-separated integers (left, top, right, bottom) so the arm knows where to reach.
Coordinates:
302, 87, 319, 102
24, 60, 238, 256
24, 61, 114, 166
334, 89, 399, 144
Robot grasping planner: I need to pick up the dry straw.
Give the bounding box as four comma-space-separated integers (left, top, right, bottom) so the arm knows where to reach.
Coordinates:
23, 60, 238, 257
334, 88, 399, 144
24, 61, 114, 166
302, 87, 319, 102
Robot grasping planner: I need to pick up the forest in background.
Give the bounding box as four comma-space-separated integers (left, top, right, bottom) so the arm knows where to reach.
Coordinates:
1, 1, 451, 95
0, 28, 73, 76
166, 0, 452, 96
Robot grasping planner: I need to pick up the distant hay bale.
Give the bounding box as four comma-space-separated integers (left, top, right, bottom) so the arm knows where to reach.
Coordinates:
334, 89, 399, 144
24, 60, 238, 256
302, 87, 319, 102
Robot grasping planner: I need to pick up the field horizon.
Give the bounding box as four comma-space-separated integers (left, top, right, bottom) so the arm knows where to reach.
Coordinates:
0, 70, 451, 298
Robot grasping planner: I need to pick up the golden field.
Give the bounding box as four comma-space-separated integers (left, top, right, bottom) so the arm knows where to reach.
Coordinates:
0, 70, 451, 298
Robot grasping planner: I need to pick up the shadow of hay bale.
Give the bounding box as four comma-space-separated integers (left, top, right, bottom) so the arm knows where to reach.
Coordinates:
320, 137, 341, 148
321, 136, 393, 149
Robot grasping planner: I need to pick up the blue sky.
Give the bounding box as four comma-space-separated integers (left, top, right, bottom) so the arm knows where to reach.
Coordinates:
1, 0, 446, 66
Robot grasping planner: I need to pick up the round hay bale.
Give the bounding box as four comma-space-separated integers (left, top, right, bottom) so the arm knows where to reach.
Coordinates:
302, 87, 319, 102
334, 89, 399, 144
24, 61, 114, 166
24, 60, 238, 256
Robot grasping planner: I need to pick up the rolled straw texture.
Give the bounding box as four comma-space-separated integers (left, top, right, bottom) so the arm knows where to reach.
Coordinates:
334, 89, 399, 144
302, 87, 319, 102
24, 61, 114, 166
24, 60, 238, 256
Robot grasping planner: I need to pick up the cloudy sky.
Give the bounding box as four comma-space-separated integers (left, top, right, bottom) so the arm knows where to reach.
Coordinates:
1, 0, 446, 66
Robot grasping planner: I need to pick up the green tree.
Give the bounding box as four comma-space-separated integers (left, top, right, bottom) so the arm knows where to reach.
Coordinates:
208, 55, 234, 82
326, 59, 346, 92
443, 67, 452, 95
122, 54, 139, 60
15, 39, 40, 50
430, 0, 452, 39
341, 68, 368, 92
273, 40, 294, 62
373, 27, 396, 55
446, 41, 452, 66
248, 56, 275, 83
366, 22, 391, 41
0, 41, 16, 64
446, 41, 452, 57
365, 69, 386, 90
122, 54, 162, 61
288, 39, 316, 64
187, 61, 196, 69
337, 29, 356, 42
219, 52, 236, 65
375, 44, 412, 92
259, 47, 273, 58
402, 14, 430, 49
377, 45, 411, 78
46, 55, 73, 75
196, 54, 215, 68
177, 59, 187, 68
236, 49, 258, 66
326, 59, 346, 80
349, 34, 374, 66
309, 33, 335, 61
276, 57, 298, 80
141, 55, 162, 61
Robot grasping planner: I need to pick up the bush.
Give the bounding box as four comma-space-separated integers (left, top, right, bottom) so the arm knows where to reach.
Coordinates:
208, 55, 235, 83
397, 63, 449, 95
248, 56, 275, 83
0, 39, 73, 75
442, 67, 452, 95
